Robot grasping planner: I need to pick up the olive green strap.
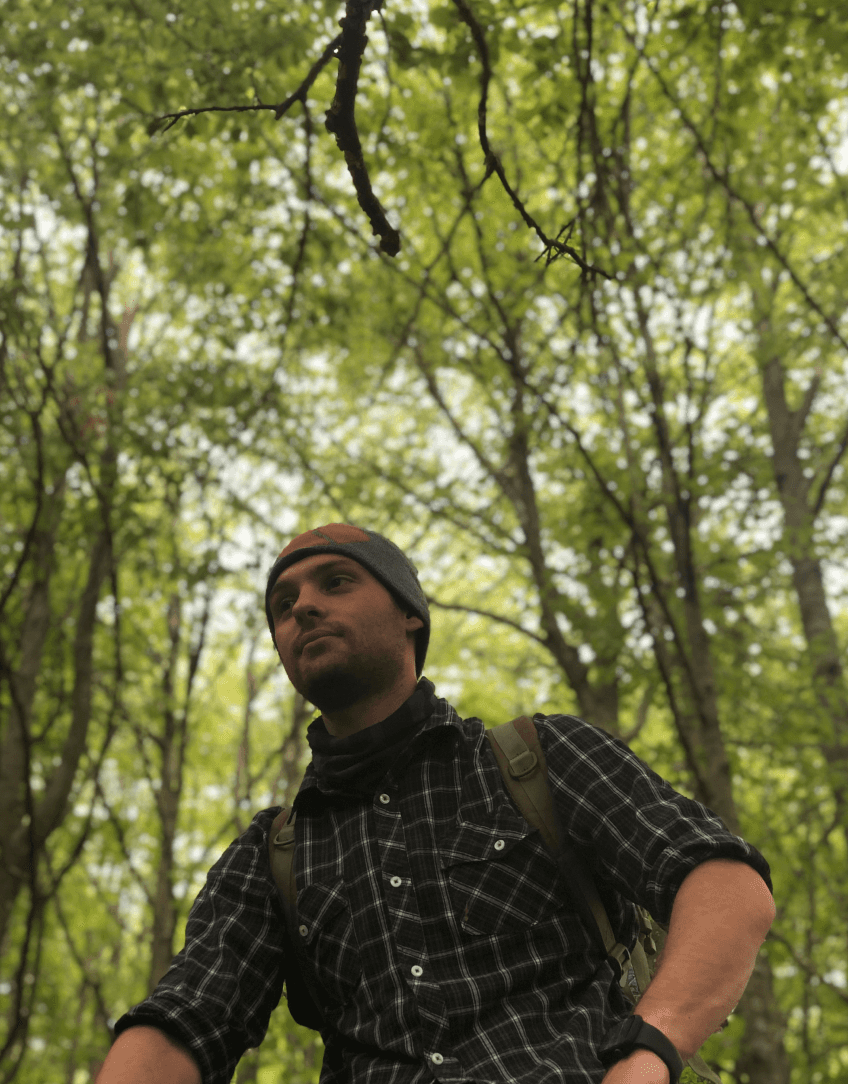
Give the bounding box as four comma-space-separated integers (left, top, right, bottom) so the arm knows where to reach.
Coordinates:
486, 719, 724, 1084
486, 718, 635, 983
686, 1053, 723, 1084
268, 807, 298, 934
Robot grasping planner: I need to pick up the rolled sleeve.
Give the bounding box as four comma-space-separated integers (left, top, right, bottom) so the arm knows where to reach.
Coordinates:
114, 809, 287, 1084
537, 714, 772, 925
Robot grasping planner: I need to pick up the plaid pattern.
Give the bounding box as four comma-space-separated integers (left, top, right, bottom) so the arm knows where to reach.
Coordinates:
115, 694, 772, 1084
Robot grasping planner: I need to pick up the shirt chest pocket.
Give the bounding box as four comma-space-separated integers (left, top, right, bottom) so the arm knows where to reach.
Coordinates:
439, 811, 565, 938
296, 876, 363, 1006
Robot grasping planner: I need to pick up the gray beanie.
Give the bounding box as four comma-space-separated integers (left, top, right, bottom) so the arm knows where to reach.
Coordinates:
265, 524, 430, 676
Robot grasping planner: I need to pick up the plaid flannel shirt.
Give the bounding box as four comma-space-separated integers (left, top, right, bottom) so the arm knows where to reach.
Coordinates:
115, 691, 772, 1084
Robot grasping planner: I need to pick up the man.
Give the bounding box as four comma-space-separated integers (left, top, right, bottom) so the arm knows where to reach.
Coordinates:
98, 524, 775, 1084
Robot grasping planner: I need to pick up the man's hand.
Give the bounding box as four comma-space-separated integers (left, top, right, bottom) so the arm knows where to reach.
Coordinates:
601, 1049, 671, 1083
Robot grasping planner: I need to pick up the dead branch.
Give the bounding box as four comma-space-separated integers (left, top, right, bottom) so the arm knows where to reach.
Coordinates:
451, 0, 610, 277
325, 0, 401, 255
149, 5, 614, 264
150, 33, 343, 134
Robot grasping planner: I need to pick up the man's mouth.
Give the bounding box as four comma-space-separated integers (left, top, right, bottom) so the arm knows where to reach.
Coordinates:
298, 631, 337, 654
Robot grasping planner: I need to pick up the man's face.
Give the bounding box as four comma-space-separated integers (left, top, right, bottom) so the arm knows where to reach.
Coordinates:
268, 554, 423, 712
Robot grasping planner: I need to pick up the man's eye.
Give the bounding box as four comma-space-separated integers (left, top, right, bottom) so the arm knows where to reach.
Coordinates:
274, 598, 292, 617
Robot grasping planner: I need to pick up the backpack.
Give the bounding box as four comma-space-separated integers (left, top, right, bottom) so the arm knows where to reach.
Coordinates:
268, 715, 723, 1083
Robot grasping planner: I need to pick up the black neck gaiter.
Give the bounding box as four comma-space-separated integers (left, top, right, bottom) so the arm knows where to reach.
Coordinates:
306, 677, 438, 796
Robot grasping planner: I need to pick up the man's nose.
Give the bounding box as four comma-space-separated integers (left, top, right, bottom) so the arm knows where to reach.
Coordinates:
291, 586, 323, 620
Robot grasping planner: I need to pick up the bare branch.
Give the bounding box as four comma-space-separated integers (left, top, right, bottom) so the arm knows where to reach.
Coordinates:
451, 0, 610, 277
812, 411, 848, 520
621, 678, 657, 745
276, 33, 344, 119
325, 0, 400, 255
53, 894, 114, 1037
155, 102, 275, 135
94, 783, 154, 908
0, 405, 47, 620
640, 52, 848, 355
766, 929, 848, 1006
426, 596, 547, 646
150, 33, 343, 134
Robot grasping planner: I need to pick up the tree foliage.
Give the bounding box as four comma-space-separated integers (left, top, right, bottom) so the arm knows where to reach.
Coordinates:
1, 0, 847, 1081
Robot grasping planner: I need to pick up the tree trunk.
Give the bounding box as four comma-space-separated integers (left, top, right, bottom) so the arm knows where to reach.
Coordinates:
760, 351, 848, 841
623, 298, 790, 1084
0, 523, 55, 951
147, 594, 186, 992
733, 955, 792, 1084
501, 366, 621, 733
0, 520, 111, 951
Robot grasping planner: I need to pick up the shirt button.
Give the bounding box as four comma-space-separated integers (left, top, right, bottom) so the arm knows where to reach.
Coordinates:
390, 875, 403, 888
411, 964, 423, 977
379, 793, 391, 805
494, 839, 505, 851
430, 1053, 444, 1065
298, 924, 308, 937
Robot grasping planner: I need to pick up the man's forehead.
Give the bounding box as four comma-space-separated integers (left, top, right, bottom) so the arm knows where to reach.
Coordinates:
273, 554, 364, 587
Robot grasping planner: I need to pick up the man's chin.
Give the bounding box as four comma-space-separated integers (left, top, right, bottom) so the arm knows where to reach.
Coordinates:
301, 665, 371, 714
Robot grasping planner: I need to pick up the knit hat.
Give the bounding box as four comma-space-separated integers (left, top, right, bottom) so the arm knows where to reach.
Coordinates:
265, 524, 430, 676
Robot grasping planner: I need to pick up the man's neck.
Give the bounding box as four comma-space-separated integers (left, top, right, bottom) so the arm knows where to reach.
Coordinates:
321, 675, 418, 740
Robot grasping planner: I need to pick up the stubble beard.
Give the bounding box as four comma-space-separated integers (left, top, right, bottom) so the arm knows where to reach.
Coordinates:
298, 652, 402, 714
301, 663, 372, 713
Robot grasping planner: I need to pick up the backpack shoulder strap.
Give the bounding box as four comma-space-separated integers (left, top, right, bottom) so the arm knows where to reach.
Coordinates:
486, 716, 558, 849
267, 805, 327, 1031
485, 717, 632, 982
485, 719, 725, 1084
268, 806, 298, 928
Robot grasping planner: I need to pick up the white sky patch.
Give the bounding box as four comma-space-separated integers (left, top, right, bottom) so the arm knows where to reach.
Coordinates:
813, 97, 848, 176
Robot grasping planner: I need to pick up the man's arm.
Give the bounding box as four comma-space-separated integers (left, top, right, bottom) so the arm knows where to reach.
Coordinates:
95, 1026, 202, 1084
602, 857, 776, 1083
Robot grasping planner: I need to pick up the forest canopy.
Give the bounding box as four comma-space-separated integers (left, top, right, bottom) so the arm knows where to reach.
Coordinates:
1, 0, 847, 1081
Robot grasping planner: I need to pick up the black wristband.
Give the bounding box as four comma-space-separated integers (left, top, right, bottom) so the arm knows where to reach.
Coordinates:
597, 1014, 684, 1084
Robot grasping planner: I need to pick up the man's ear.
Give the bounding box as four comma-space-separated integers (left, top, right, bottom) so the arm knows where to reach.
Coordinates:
405, 613, 424, 632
